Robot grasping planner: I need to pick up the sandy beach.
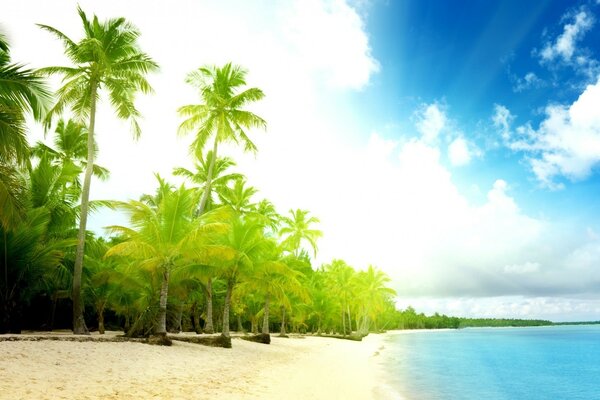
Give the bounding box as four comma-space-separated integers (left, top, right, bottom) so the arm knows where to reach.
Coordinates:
0, 332, 392, 400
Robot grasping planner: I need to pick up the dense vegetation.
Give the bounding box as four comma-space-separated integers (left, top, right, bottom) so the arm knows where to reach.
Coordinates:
0, 8, 399, 339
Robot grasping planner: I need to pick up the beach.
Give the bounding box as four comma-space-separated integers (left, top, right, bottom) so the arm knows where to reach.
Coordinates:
0, 332, 391, 400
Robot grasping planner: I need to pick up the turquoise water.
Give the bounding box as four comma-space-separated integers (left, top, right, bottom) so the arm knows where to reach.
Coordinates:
380, 325, 600, 400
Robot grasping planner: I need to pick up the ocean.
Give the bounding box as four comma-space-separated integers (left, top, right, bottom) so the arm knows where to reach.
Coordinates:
378, 325, 600, 400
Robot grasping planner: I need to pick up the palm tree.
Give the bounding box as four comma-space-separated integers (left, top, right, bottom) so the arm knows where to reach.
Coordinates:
177, 62, 266, 216
106, 182, 222, 341
0, 32, 51, 230
324, 259, 356, 335
253, 199, 281, 235
173, 150, 242, 213
355, 265, 396, 335
206, 214, 267, 337
237, 240, 305, 335
38, 7, 158, 333
279, 209, 323, 257
218, 178, 258, 215
34, 119, 110, 185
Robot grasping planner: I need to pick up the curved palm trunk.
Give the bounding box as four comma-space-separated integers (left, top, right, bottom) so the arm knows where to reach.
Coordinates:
197, 139, 218, 215
204, 277, 214, 333
221, 278, 233, 337
262, 293, 270, 334
72, 80, 98, 335
156, 269, 170, 336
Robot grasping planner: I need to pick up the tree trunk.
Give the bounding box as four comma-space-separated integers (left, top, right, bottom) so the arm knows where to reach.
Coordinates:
347, 304, 352, 334
250, 317, 257, 334
156, 268, 170, 335
279, 305, 287, 336
221, 278, 233, 337
204, 277, 214, 333
72, 80, 98, 335
341, 309, 346, 336
197, 139, 219, 215
98, 303, 105, 334
262, 293, 270, 334
236, 314, 243, 333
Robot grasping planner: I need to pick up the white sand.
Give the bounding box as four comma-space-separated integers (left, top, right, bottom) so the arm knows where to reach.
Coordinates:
0, 332, 393, 399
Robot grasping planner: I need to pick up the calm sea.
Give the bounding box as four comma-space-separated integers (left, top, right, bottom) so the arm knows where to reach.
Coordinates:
378, 325, 600, 400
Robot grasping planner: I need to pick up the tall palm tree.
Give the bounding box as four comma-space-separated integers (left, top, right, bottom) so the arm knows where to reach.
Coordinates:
106, 182, 221, 341
173, 150, 242, 213
38, 7, 158, 333
178, 62, 266, 216
0, 32, 51, 230
279, 209, 323, 257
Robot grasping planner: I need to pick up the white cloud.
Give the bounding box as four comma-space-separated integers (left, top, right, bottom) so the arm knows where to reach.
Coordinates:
416, 103, 447, 143
283, 0, 379, 89
540, 10, 594, 63
495, 77, 600, 188
539, 9, 599, 78
504, 261, 541, 274
492, 104, 513, 141
448, 137, 472, 166
397, 296, 600, 321
513, 72, 544, 92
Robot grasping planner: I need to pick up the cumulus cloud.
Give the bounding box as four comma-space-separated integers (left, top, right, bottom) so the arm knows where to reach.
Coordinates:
513, 72, 545, 92
448, 137, 472, 166
540, 10, 594, 63
539, 8, 599, 78
416, 103, 447, 143
492, 104, 513, 141
283, 0, 379, 89
495, 76, 600, 188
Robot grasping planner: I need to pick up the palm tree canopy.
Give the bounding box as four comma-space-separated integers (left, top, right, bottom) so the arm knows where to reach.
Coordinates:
33, 119, 110, 181
279, 209, 323, 257
218, 178, 258, 215
173, 150, 242, 211
0, 32, 51, 165
37, 6, 159, 135
178, 62, 266, 154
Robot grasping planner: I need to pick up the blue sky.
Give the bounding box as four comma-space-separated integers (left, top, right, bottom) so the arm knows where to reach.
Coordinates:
358, 0, 600, 215
5, 0, 600, 320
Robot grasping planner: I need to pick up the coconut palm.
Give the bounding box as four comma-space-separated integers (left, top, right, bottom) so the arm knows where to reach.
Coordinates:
355, 265, 396, 335
38, 7, 158, 333
34, 119, 110, 186
0, 33, 51, 230
106, 181, 222, 341
279, 209, 323, 257
324, 259, 356, 335
177, 62, 266, 216
206, 214, 268, 337
218, 178, 258, 215
237, 240, 306, 335
252, 199, 281, 235
173, 150, 242, 213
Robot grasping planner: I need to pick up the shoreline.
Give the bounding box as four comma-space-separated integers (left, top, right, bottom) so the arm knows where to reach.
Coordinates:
0, 331, 399, 399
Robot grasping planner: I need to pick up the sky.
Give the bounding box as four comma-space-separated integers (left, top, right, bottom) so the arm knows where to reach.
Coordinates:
3, 0, 600, 321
